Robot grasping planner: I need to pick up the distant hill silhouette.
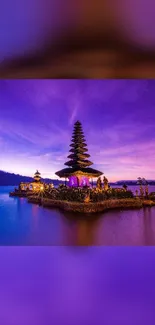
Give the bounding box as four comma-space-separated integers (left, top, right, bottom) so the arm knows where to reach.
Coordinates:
0, 170, 63, 186
1, 170, 155, 186
114, 180, 155, 185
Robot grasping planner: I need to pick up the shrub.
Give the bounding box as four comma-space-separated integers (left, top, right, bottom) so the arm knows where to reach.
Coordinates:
58, 184, 67, 189
148, 192, 155, 200
90, 191, 107, 202
45, 187, 134, 203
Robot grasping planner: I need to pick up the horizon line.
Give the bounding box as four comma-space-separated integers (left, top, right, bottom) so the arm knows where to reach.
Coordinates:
1, 169, 155, 183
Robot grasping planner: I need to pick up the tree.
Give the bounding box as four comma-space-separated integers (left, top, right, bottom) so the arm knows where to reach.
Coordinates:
140, 186, 144, 197
142, 178, 147, 185
137, 177, 143, 185
145, 184, 149, 198
135, 189, 139, 197
137, 177, 148, 197
123, 183, 128, 191
137, 177, 147, 185
64, 121, 93, 168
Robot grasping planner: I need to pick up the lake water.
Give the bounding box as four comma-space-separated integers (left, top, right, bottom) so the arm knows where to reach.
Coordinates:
1, 185, 155, 245
1, 186, 155, 324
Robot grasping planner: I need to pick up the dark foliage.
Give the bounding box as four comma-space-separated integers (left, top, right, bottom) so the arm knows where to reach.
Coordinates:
106, 189, 134, 199
47, 187, 134, 203
123, 183, 128, 190
148, 192, 155, 200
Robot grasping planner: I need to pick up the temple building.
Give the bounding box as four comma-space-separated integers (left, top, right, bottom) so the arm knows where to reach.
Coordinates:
19, 170, 44, 191
55, 121, 103, 187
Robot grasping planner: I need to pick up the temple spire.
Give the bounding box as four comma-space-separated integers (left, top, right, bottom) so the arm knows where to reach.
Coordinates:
34, 170, 41, 182
64, 121, 93, 168
55, 120, 103, 181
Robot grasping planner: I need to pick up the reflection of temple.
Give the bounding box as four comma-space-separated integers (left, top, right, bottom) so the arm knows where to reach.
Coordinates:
61, 217, 98, 245
20, 170, 44, 191
55, 121, 103, 187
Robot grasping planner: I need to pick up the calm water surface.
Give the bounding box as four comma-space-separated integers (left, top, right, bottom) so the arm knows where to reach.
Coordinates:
1, 185, 155, 245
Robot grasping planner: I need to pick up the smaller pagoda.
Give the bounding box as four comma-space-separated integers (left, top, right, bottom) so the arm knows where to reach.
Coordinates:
55, 121, 103, 187
20, 170, 44, 191
34, 170, 41, 182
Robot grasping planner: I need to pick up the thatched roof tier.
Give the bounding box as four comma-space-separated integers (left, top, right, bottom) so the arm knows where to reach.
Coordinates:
34, 170, 41, 183
71, 135, 85, 141
74, 120, 82, 126
55, 168, 103, 178
34, 170, 41, 175
70, 142, 87, 148
69, 147, 89, 153
65, 159, 93, 167
72, 130, 84, 134
67, 153, 90, 159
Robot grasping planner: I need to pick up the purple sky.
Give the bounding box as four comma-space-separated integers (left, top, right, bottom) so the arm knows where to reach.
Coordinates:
0, 79, 155, 181
0, 247, 155, 324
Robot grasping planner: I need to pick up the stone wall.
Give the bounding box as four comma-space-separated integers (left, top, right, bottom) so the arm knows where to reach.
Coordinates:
27, 196, 41, 204
41, 198, 142, 213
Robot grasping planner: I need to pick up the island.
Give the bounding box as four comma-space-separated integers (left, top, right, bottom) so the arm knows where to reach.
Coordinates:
9, 121, 155, 213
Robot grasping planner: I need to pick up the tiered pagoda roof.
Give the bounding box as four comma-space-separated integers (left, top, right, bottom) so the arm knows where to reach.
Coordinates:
55, 121, 103, 178
34, 170, 41, 182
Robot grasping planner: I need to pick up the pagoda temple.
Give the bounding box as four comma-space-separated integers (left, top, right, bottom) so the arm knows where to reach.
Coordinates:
55, 121, 103, 187
19, 170, 44, 191
34, 170, 41, 183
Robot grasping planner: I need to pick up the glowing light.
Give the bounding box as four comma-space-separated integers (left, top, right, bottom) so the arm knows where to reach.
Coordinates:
69, 176, 90, 187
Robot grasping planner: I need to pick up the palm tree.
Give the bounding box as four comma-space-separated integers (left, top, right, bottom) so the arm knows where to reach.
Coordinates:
137, 177, 142, 185
142, 178, 147, 185
137, 177, 147, 185
137, 177, 148, 197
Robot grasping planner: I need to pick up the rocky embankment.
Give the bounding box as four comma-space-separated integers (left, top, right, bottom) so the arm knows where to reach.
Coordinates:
10, 191, 155, 213
27, 196, 41, 204
41, 198, 143, 213
142, 200, 155, 207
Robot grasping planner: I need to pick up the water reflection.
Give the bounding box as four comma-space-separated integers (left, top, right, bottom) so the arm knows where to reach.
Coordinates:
0, 193, 12, 203
1, 186, 155, 245
61, 214, 99, 245
16, 197, 22, 217
142, 208, 155, 245
60, 209, 155, 246
32, 204, 39, 217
